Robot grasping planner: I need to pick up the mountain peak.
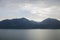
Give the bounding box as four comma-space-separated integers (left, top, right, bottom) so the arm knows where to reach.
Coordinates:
45, 18, 57, 20
41, 18, 60, 24
19, 18, 29, 21
43, 18, 59, 22
20, 18, 27, 20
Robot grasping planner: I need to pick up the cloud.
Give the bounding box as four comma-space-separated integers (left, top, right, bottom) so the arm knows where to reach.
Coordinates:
0, 0, 60, 21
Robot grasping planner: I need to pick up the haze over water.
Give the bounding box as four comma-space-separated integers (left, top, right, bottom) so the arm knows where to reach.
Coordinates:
0, 29, 60, 40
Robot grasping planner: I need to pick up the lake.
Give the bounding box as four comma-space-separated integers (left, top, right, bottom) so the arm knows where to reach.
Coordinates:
0, 29, 60, 40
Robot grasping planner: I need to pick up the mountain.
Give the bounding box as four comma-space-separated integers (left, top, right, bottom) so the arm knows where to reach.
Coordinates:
0, 18, 60, 29
35, 18, 60, 29
0, 18, 37, 29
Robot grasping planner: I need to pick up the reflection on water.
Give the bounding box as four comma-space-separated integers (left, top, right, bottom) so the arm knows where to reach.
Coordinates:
0, 29, 59, 40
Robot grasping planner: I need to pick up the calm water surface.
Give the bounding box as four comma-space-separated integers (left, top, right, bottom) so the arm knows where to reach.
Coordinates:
0, 29, 60, 40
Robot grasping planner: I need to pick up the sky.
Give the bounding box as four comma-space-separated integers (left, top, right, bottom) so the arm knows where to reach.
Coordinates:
0, 0, 60, 21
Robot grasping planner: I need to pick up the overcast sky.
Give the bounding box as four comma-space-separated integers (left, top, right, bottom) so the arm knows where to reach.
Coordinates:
0, 0, 60, 21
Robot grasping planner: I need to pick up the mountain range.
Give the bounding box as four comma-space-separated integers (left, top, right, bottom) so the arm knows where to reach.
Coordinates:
0, 18, 60, 29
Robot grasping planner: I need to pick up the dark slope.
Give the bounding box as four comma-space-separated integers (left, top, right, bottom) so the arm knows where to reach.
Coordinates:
0, 18, 60, 29
35, 18, 60, 29
0, 18, 37, 29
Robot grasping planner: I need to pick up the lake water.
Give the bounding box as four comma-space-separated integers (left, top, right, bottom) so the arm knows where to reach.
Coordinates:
0, 29, 60, 40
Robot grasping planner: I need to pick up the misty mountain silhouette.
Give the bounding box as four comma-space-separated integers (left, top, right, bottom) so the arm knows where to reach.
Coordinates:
0, 18, 60, 29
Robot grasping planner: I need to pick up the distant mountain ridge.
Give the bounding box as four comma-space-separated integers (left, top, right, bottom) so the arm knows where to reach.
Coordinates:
0, 18, 60, 29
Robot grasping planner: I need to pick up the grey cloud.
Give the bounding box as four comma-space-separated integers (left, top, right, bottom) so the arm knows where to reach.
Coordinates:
0, 0, 60, 21
48, 6, 60, 19
0, 0, 60, 7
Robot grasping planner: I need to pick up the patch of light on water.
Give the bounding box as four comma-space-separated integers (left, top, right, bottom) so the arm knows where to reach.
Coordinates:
0, 29, 59, 40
